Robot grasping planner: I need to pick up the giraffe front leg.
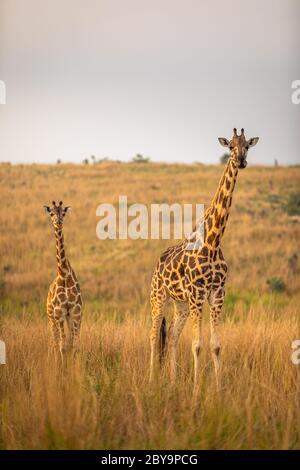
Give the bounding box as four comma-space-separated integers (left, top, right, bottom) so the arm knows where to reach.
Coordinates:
54, 308, 67, 366
169, 301, 189, 383
189, 297, 205, 392
47, 304, 59, 357
208, 286, 225, 392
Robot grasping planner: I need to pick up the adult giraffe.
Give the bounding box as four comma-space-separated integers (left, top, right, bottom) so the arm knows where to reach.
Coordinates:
149, 128, 259, 391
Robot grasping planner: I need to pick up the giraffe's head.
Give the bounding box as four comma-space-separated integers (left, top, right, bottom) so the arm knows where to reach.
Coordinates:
218, 128, 259, 169
44, 201, 70, 228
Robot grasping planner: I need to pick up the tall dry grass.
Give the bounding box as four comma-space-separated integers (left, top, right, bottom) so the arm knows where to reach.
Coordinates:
0, 162, 300, 449
1, 304, 299, 449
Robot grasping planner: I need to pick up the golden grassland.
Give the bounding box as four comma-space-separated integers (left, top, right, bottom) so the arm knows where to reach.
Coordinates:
0, 161, 300, 449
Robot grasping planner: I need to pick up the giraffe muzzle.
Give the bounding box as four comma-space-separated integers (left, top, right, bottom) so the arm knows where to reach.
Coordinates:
238, 158, 247, 169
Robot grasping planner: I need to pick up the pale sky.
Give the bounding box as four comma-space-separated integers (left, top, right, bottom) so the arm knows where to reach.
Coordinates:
0, 0, 299, 165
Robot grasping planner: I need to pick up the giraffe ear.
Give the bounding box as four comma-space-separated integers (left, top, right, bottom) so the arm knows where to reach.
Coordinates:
218, 138, 230, 147
248, 137, 259, 147
43, 205, 51, 213
63, 206, 71, 216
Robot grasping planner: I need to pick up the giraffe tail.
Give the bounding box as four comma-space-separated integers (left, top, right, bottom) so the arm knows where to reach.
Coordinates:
159, 317, 167, 365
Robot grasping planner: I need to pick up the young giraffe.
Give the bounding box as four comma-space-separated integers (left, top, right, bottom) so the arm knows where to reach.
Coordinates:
150, 128, 259, 390
44, 201, 82, 363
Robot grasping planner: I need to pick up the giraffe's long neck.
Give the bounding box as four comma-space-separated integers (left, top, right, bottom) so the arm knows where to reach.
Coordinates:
54, 225, 69, 277
205, 158, 239, 249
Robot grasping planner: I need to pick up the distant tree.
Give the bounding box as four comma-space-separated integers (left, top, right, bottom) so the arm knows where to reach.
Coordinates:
132, 153, 150, 163
220, 153, 230, 164
91, 155, 96, 164
83, 158, 89, 165
274, 158, 279, 167
56, 159, 62, 164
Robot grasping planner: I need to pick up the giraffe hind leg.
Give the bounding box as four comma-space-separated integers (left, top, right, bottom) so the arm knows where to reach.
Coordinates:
47, 304, 59, 354
68, 305, 82, 356
149, 278, 167, 383
159, 316, 167, 365
71, 316, 81, 356
189, 296, 205, 392
53, 308, 68, 367
169, 301, 189, 382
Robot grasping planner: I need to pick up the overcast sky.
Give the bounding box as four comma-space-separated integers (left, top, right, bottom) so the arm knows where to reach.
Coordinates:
0, 0, 299, 165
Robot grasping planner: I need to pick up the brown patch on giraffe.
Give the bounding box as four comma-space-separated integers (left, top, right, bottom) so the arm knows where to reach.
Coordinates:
68, 292, 76, 302
195, 278, 205, 287
188, 257, 196, 269
220, 263, 227, 272
222, 196, 228, 209
159, 263, 165, 273
66, 275, 74, 287
201, 246, 209, 257
207, 232, 215, 246
56, 277, 65, 287
191, 268, 201, 279
160, 253, 169, 263
178, 265, 185, 277
201, 265, 210, 274
207, 217, 213, 231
